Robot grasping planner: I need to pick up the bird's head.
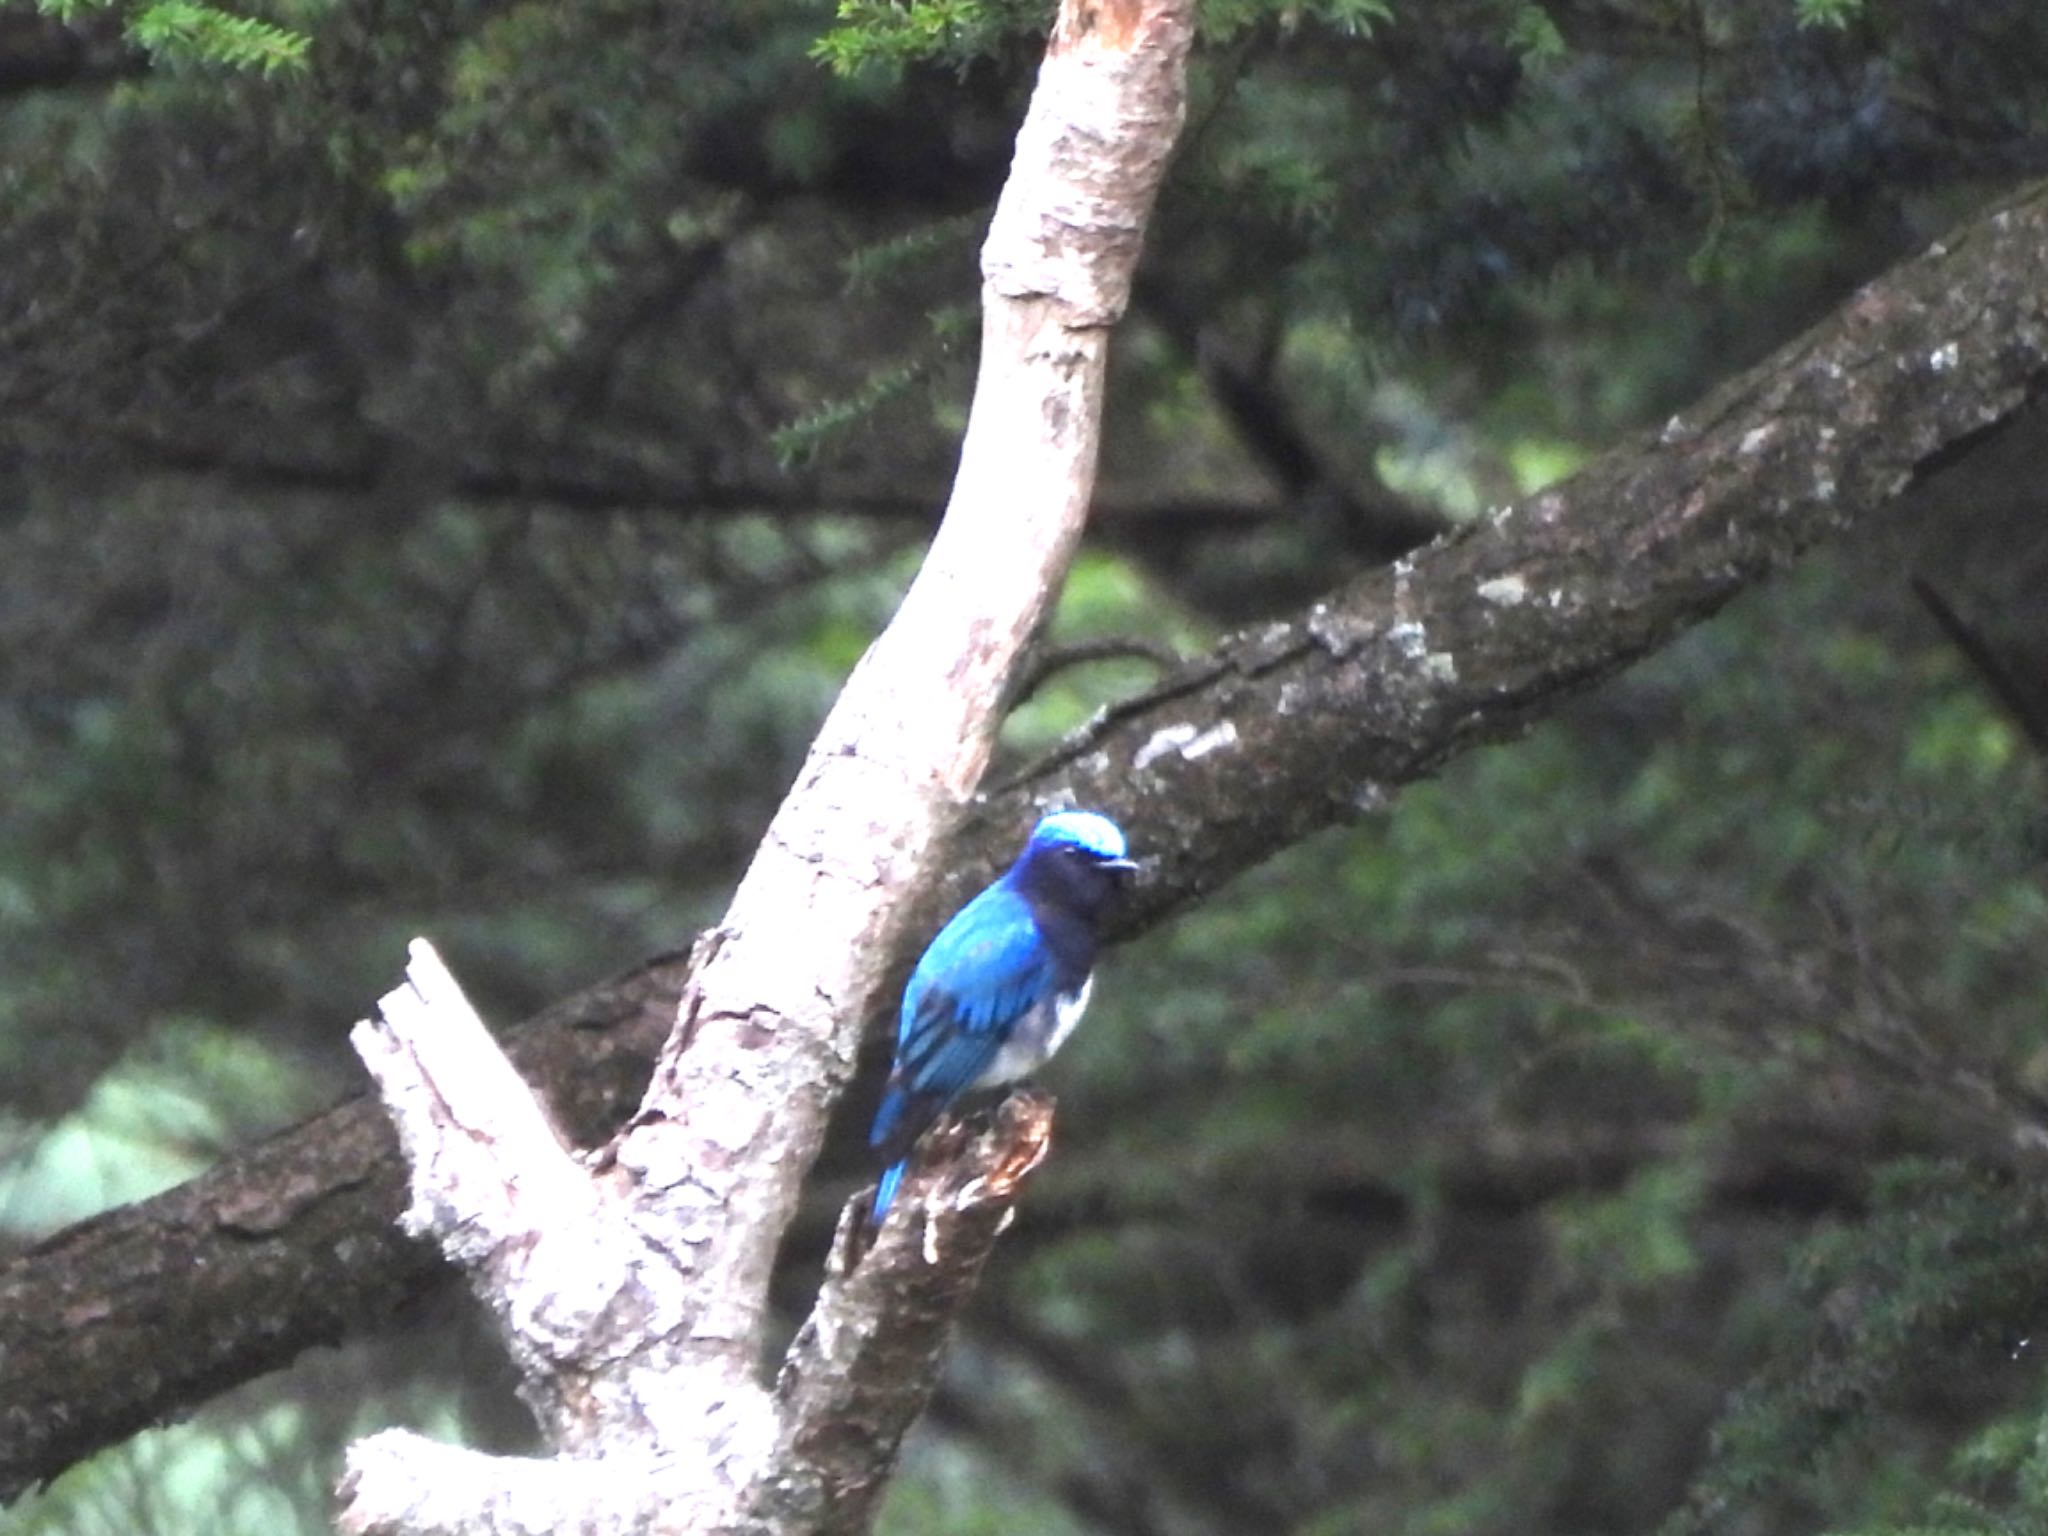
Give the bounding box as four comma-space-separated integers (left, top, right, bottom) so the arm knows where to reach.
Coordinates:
1029, 810, 1137, 867
1012, 809, 1140, 913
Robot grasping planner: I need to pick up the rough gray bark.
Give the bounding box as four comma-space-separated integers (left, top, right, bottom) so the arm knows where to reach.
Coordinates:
1, 174, 2045, 1515
0, 957, 687, 1505
336, 2, 1196, 1532
756, 1094, 1059, 1535
1019, 187, 2048, 924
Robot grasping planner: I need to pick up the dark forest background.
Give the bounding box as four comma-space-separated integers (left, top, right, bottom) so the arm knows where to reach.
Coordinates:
5, 1, 2048, 1533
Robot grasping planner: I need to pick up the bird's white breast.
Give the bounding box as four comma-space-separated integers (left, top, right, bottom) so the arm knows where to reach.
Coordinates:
974, 976, 1094, 1088
1046, 975, 1093, 1058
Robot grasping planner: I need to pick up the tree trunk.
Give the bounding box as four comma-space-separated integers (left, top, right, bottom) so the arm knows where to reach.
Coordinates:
335, 3, 1197, 1532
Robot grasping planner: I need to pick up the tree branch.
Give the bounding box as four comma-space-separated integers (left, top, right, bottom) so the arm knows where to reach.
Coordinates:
349, 943, 651, 1449
999, 182, 2048, 939
757, 1095, 1056, 1536
1008, 635, 1184, 708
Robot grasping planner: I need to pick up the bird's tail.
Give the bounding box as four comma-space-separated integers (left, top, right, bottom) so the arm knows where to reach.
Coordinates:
869, 1078, 923, 1224
870, 1081, 912, 1154
872, 1159, 908, 1223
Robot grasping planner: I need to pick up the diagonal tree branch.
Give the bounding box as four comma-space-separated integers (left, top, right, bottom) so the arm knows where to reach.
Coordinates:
2, 179, 2046, 1507
996, 183, 2048, 929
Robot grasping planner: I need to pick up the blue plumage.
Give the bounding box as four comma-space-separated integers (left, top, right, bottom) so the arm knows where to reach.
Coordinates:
870, 810, 1138, 1221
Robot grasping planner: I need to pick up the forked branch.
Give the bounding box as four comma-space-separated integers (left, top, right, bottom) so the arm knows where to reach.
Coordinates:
337, 4, 1197, 1532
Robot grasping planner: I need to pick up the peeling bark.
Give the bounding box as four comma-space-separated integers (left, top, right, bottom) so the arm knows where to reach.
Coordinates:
349, 942, 661, 1452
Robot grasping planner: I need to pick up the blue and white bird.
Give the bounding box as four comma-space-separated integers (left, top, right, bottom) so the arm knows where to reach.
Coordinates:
869, 810, 1139, 1221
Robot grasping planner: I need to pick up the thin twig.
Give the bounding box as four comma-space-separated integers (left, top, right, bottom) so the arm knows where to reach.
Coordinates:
1008, 636, 1185, 709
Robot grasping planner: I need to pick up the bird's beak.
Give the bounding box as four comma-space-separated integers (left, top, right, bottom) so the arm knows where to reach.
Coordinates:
1102, 856, 1141, 878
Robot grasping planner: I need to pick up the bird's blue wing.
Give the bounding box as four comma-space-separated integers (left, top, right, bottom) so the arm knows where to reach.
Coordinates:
870, 886, 1056, 1161
900, 886, 1056, 1047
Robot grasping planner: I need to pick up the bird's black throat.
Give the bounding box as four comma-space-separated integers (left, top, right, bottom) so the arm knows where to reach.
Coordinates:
1010, 843, 1135, 974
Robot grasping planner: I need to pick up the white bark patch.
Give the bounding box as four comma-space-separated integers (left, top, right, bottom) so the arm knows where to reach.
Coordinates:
1133, 722, 1197, 770
1305, 603, 1379, 655
1477, 574, 1528, 606
1387, 621, 1428, 658
1180, 721, 1237, 759
1929, 341, 1960, 371
1134, 719, 1237, 770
